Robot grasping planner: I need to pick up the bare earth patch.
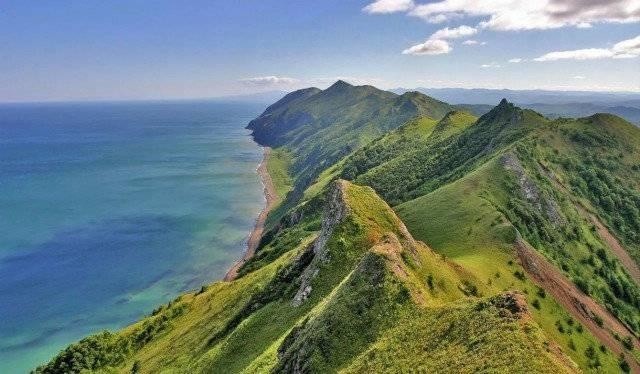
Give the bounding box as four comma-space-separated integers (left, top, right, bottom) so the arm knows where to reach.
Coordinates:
516, 239, 640, 372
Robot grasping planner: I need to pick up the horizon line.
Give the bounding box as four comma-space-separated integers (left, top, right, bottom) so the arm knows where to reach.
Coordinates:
2, 85, 640, 105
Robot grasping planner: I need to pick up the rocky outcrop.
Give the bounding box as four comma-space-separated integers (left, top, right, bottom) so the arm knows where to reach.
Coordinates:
292, 180, 351, 306
489, 291, 529, 320
502, 152, 564, 226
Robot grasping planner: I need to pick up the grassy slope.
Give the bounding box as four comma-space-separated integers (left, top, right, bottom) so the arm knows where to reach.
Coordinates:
304, 111, 476, 207
37, 181, 574, 373
343, 297, 572, 374
247, 81, 454, 193
351, 101, 546, 205
396, 158, 625, 372
265, 147, 294, 204
40, 93, 640, 373
35, 240, 304, 373
266, 101, 640, 372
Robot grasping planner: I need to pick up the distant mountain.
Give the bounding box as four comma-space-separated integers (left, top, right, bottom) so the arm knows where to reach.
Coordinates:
525, 103, 640, 125
247, 80, 454, 190
41, 85, 640, 373
392, 87, 640, 106
458, 102, 640, 126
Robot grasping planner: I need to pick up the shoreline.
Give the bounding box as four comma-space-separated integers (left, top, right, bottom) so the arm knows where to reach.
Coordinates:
223, 146, 277, 281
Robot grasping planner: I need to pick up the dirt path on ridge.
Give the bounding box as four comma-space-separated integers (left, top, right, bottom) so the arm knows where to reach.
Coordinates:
516, 239, 640, 372
538, 162, 640, 283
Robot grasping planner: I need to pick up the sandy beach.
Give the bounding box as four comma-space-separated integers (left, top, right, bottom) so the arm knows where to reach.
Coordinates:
224, 147, 278, 281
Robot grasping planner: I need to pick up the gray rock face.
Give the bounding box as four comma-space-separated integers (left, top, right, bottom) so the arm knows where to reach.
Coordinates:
501, 152, 564, 226
293, 180, 351, 306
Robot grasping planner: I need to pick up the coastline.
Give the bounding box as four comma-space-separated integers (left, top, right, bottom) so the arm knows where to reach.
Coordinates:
224, 146, 277, 281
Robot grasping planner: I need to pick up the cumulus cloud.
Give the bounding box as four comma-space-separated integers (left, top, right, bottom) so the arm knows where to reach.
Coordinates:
430, 25, 477, 39
508, 58, 523, 63
612, 34, 640, 57
364, 0, 640, 30
534, 48, 614, 61
403, 25, 477, 56
462, 39, 486, 45
402, 39, 452, 55
363, 0, 414, 14
239, 76, 299, 86
534, 34, 640, 61
481, 62, 502, 68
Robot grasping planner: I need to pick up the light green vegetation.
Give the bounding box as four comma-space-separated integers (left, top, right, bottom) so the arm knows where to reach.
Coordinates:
347, 100, 548, 204
333, 97, 640, 342
247, 81, 454, 194
38, 180, 574, 373
42, 86, 640, 373
343, 297, 573, 374
36, 242, 302, 373
396, 158, 623, 372
265, 147, 293, 203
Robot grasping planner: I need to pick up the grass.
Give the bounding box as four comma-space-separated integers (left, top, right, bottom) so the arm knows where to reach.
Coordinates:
395, 156, 627, 372
342, 297, 574, 374
248, 81, 454, 199
36, 241, 302, 373
265, 147, 293, 203
41, 97, 640, 373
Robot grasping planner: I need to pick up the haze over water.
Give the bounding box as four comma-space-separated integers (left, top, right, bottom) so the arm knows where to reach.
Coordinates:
0, 100, 266, 373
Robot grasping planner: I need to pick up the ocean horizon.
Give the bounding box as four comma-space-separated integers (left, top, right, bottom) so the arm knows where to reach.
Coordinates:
0, 100, 267, 373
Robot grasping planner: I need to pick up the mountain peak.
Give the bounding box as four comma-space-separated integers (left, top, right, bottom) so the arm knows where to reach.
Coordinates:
327, 79, 354, 90
490, 98, 516, 115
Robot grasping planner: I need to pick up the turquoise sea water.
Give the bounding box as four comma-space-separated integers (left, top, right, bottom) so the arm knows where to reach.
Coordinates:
0, 100, 266, 372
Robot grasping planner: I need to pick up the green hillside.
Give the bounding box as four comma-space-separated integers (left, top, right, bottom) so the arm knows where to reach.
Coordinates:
40, 83, 640, 373
37, 180, 576, 374
247, 80, 454, 193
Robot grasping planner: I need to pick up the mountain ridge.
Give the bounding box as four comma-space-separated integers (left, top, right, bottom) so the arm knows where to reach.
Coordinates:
38, 82, 640, 373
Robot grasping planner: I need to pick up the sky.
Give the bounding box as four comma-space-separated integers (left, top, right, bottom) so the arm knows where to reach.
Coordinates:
0, 0, 639, 102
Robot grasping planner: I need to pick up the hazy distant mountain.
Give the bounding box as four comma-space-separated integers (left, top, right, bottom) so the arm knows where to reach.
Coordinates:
458, 102, 640, 125
41, 83, 640, 374
392, 87, 640, 107
247, 80, 454, 190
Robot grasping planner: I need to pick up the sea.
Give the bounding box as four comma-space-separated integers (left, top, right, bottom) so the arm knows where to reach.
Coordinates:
0, 100, 267, 373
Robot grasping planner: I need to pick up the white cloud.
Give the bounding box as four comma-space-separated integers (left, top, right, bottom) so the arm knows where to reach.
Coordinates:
402, 39, 452, 55
363, 0, 414, 14
424, 13, 462, 23
573, 75, 586, 79
381, 0, 640, 31
430, 25, 477, 39
534, 48, 614, 61
534, 34, 640, 61
462, 39, 486, 45
612, 34, 640, 57
508, 58, 523, 63
403, 25, 477, 56
239, 76, 299, 86
481, 62, 502, 68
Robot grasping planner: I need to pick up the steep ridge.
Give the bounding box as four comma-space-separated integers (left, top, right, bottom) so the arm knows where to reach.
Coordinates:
516, 238, 640, 372
338, 99, 545, 204
396, 154, 640, 371
36, 180, 575, 373
247, 81, 455, 194
300, 98, 640, 371
40, 87, 640, 373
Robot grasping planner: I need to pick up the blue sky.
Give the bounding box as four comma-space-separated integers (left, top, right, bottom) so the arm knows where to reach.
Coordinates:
1, 0, 639, 102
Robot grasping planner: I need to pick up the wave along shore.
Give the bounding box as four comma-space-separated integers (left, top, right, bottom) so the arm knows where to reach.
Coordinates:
224, 147, 277, 281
